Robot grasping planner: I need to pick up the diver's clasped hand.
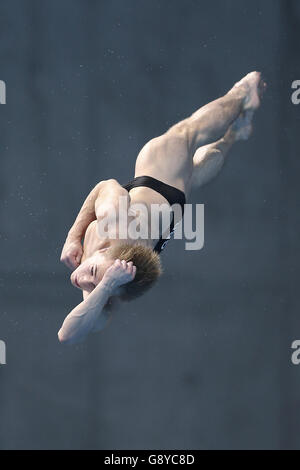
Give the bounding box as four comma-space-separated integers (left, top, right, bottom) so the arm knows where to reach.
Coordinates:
60, 237, 83, 270
101, 259, 137, 292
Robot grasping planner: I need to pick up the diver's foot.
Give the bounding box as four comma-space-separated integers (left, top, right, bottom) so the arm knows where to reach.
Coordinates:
231, 71, 266, 111
228, 110, 255, 141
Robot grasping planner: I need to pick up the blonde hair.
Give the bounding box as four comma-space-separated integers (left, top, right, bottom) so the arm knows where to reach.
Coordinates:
105, 243, 162, 307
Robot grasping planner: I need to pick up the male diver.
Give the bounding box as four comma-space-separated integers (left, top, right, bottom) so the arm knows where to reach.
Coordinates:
59, 71, 266, 344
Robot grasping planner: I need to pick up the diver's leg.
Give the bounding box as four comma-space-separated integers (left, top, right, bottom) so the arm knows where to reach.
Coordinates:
134, 72, 265, 191
191, 110, 254, 188
167, 71, 264, 156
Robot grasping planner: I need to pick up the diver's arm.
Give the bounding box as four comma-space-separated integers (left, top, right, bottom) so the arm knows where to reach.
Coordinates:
58, 259, 136, 344
82, 290, 89, 301
60, 182, 103, 269
83, 291, 115, 330
94, 179, 130, 225
61, 179, 130, 270
68, 182, 104, 241
61, 183, 102, 267
58, 278, 113, 344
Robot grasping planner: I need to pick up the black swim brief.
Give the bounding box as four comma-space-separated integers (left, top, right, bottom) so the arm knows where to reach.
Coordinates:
122, 175, 186, 253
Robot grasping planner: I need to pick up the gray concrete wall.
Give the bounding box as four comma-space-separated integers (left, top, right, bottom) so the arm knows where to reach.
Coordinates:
0, 0, 299, 449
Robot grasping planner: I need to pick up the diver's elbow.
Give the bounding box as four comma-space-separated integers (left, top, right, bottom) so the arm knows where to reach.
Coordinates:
58, 329, 76, 345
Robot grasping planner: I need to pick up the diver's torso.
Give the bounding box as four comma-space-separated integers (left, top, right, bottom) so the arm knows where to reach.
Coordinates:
81, 184, 177, 262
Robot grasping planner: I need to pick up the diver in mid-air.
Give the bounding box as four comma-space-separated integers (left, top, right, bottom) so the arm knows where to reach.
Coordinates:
59, 71, 266, 344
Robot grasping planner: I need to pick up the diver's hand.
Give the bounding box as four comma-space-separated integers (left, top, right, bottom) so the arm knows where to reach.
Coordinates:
102, 259, 136, 290
60, 238, 83, 270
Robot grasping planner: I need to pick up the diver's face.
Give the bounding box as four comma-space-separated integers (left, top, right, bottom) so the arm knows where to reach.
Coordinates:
70, 250, 113, 293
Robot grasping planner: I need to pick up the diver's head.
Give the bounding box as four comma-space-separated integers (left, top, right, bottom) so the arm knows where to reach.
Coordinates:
107, 242, 162, 302
70, 248, 113, 293
70, 242, 162, 299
